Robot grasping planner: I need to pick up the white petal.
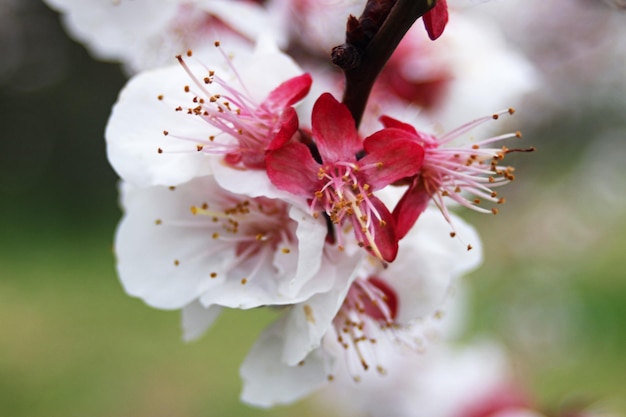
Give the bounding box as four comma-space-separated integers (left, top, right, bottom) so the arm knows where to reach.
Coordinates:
240, 318, 329, 407
275, 206, 327, 298
199, 0, 286, 48
281, 250, 363, 365
390, 208, 482, 323
43, 0, 178, 64
210, 158, 308, 209
181, 300, 222, 342
106, 64, 214, 187
115, 177, 236, 309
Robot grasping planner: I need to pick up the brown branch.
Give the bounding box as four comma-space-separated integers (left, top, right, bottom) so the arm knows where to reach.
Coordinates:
332, 0, 436, 128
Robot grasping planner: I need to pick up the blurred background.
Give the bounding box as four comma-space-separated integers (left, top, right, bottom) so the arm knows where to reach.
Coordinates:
1, 0, 625, 416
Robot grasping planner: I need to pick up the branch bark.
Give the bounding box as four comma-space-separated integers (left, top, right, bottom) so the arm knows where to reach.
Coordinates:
333, 0, 436, 128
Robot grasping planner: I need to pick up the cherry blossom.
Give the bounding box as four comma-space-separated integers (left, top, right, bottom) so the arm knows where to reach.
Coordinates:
316, 340, 533, 417
266, 93, 424, 261
379, 111, 531, 239
106, 39, 309, 187
240, 207, 482, 407
115, 175, 333, 311
43, 0, 281, 73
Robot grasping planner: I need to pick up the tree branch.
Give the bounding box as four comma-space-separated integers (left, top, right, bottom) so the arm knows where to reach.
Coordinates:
333, 0, 436, 128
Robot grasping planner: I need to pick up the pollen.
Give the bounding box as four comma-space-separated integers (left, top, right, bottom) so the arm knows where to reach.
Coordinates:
240, 278, 247, 285
174, 259, 180, 266
157, 94, 164, 100
210, 272, 217, 278
155, 219, 162, 225
163, 130, 169, 136
157, 148, 163, 154
186, 49, 193, 57
281, 248, 291, 254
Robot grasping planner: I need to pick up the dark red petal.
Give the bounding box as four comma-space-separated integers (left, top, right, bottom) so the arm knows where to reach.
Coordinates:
312, 93, 361, 163
267, 107, 299, 151
365, 276, 398, 321
392, 177, 431, 240
360, 128, 425, 190
379, 115, 418, 135
265, 142, 320, 197
264, 73, 313, 110
423, 0, 449, 41
353, 196, 398, 262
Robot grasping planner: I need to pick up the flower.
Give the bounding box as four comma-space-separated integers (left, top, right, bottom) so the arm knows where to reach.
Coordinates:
315, 340, 533, 417
240, 207, 482, 407
266, 93, 424, 261
105, 39, 309, 187
43, 0, 281, 73
379, 111, 532, 239
115, 175, 333, 311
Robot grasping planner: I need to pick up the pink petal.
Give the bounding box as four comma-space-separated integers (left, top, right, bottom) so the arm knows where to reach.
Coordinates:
311, 93, 361, 163
422, 0, 449, 41
379, 115, 418, 135
266, 142, 320, 197
267, 107, 299, 151
360, 128, 425, 190
264, 73, 313, 110
356, 196, 399, 262
393, 177, 431, 240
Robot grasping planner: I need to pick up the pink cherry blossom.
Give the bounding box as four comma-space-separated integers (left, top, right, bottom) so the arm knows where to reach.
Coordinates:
115, 175, 331, 311
240, 207, 483, 406
265, 93, 424, 262
175, 50, 312, 169
379, 110, 531, 239
106, 39, 309, 187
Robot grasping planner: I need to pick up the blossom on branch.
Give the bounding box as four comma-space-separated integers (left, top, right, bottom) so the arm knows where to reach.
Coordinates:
266, 93, 424, 262
240, 207, 483, 407
106, 39, 309, 187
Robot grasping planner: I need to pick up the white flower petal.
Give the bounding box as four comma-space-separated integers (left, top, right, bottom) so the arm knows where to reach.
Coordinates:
115, 177, 234, 309
44, 0, 178, 64
210, 158, 308, 209
281, 250, 363, 365
181, 300, 222, 342
106, 64, 214, 187
391, 208, 482, 323
240, 318, 329, 407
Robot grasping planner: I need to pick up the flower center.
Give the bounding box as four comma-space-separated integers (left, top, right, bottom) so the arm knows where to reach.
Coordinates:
190, 195, 294, 284
330, 276, 399, 381
312, 162, 385, 258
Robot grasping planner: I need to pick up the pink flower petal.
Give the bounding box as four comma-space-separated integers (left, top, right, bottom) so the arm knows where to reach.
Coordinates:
266, 142, 320, 197
360, 128, 425, 189
264, 73, 313, 110
379, 115, 419, 135
422, 0, 449, 41
312, 93, 361, 163
355, 196, 398, 262
393, 177, 431, 240
267, 107, 299, 151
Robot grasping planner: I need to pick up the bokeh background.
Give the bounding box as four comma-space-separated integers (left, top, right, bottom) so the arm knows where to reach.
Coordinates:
1, 1, 625, 416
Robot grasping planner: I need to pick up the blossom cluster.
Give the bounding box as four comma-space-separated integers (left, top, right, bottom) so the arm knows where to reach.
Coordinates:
44, 0, 550, 412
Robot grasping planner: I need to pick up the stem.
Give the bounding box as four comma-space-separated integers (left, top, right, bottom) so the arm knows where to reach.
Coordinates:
339, 0, 436, 128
